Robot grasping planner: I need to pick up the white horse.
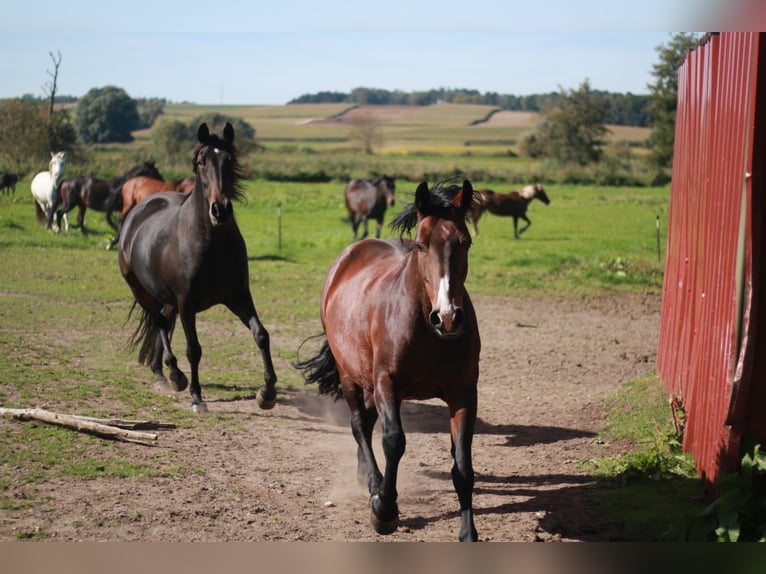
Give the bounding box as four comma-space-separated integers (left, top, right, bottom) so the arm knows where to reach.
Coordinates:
31, 151, 66, 232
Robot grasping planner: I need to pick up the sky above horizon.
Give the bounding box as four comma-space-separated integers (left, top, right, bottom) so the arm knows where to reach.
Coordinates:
1, 1, 752, 106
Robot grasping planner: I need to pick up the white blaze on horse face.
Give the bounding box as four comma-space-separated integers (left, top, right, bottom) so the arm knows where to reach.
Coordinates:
435, 276, 453, 317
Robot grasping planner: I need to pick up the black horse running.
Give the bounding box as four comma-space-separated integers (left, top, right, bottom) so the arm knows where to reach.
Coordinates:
118, 123, 278, 413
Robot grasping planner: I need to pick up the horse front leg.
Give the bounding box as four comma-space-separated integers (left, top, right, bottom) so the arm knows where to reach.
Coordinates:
369, 379, 405, 535
517, 214, 531, 236
229, 297, 278, 410
179, 310, 206, 413
449, 391, 478, 542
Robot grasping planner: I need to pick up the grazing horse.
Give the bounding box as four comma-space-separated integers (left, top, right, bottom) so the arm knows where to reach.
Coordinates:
31, 151, 66, 231
118, 123, 277, 414
57, 161, 163, 234
344, 175, 396, 240
469, 182, 550, 238
295, 179, 481, 541
1, 172, 18, 195
106, 175, 195, 250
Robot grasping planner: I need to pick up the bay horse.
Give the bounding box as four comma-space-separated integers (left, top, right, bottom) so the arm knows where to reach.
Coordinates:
56, 161, 163, 235
295, 179, 481, 541
344, 175, 396, 240
469, 182, 550, 238
1, 172, 18, 195
118, 123, 277, 414
31, 151, 66, 231
106, 175, 195, 251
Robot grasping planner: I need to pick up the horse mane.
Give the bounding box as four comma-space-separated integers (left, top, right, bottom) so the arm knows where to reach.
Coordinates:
389, 180, 479, 237
192, 129, 246, 203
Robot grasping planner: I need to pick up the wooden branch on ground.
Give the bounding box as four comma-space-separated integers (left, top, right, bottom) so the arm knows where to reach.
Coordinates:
0, 407, 174, 445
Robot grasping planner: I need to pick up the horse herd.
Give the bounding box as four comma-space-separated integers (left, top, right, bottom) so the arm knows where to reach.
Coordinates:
20, 124, 552, 542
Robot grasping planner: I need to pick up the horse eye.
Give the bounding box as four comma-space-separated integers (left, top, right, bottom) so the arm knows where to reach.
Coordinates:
415, 242, 425, 252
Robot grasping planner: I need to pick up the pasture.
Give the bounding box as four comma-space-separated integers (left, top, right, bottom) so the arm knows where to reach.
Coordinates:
0, 177, 702, 541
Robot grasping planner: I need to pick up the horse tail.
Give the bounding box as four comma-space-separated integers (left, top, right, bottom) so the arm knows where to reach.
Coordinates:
126, 302, 166, 366
293, 335, 343, 400
34, 201, 45, 224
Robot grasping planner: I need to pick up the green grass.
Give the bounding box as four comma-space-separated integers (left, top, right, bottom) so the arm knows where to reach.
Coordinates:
583, 373, 705, 540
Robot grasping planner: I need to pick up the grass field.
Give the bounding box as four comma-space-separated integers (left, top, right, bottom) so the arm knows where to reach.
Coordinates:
0, 178, 668, 408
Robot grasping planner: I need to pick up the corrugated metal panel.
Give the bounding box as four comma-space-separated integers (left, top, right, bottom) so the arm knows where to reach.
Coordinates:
657, 33, 763, 484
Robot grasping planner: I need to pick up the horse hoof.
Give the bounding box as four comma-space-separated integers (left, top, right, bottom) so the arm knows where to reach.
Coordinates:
191, 401, 208, 414
369, 494, 399, 535
256, 387, 276, 410
168, 371, 188, 392
370, 508, 399, 535
153, 376, 174, 394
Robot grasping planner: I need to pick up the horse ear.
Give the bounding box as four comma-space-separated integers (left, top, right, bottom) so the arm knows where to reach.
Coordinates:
197, 123, 210, 144
414, 181, 430, 214
459, 179, 474, 213
223, 122, 235, 144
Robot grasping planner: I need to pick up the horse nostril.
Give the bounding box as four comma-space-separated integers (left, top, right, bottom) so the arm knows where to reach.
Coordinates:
429, 310, 442, 327
454, 307, 464, 328
211, 201, 232, 221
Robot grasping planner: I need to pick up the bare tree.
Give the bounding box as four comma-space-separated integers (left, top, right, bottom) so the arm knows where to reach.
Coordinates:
43, 50, 62, 148
349, 111, 383, 155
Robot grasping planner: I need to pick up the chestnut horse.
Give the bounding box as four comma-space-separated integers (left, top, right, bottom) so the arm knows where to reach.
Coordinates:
295, 179, 481, 541
344, 175, 396, 240
106, 175, 195, 250
118, 123, 277, 413
469, 182, 550, 238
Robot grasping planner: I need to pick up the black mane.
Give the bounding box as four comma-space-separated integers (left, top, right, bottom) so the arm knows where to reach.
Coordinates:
389, 180, 478, 236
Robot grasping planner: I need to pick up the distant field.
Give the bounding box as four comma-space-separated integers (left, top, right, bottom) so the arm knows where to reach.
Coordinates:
150, 103, 650, 153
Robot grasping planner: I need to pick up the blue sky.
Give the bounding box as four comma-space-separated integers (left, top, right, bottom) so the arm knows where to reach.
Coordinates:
1, 1, 731, 105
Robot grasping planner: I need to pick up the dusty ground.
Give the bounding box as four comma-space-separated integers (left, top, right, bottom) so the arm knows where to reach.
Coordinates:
1, 293, 660, 542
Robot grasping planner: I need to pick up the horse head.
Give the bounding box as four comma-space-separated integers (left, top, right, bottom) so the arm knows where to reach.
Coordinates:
50, 151, 66, 183
410, 179, 474, 338
381, 175, 396, 207
533, 183, 551, 205
194, 122, 242, 226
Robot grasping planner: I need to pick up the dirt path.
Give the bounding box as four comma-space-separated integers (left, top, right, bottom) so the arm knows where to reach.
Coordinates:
1, 293, 660, 541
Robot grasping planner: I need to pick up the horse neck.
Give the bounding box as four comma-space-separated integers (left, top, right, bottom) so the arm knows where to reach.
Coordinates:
180, 180, 216, 234
518, 185, 537, 200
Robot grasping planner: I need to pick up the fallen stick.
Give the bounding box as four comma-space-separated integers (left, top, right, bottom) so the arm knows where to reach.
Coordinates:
0, 407, 162, 445
68, 415, 176, 431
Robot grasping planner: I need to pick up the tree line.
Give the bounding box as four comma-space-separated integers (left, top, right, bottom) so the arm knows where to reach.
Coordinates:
290, 87, 653, 127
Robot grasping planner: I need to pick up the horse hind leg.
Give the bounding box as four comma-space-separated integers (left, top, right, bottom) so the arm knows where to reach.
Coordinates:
350, 388, 381, 489
135, 303, 188, 395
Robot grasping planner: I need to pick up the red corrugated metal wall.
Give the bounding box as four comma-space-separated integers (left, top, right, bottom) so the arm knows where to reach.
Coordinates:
658, 32, 766, 484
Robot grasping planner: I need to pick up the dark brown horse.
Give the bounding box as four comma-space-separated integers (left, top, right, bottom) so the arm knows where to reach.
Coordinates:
469, 182, 550, 238
295, 179, 481, 541
56, 161, 163, 235
118, 123, 277, 414
106, 175, 195, 250
0, 172, 17, 195
344, 175, 396, 240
